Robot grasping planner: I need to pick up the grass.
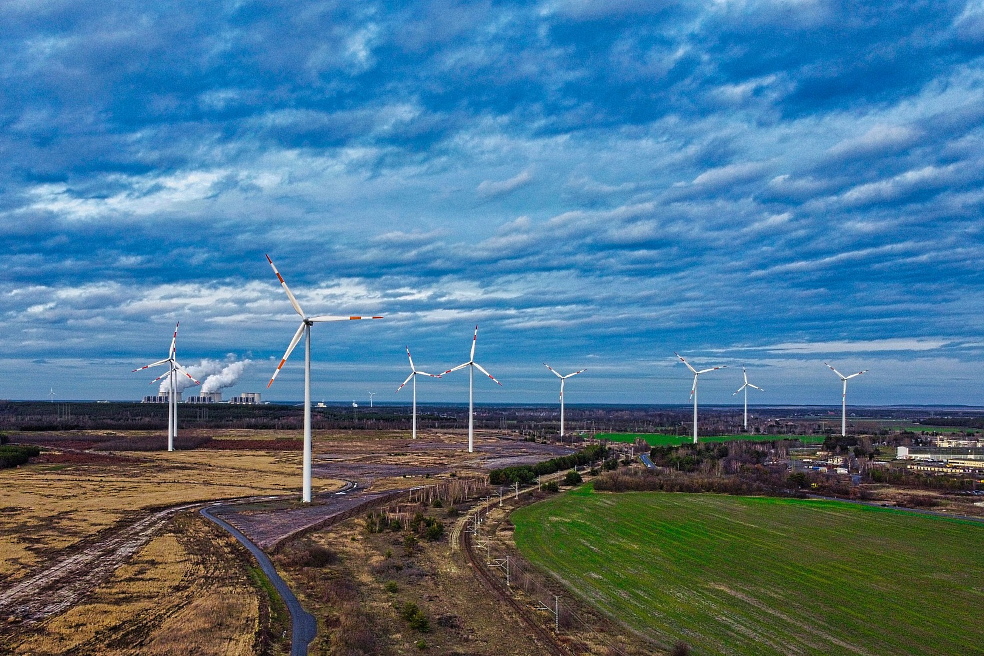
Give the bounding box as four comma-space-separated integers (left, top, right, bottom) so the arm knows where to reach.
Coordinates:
596, 432, 826, 446
512, 487, 984, 655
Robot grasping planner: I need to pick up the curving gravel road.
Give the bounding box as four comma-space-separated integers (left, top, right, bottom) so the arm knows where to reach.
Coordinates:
200, 505, 317, 656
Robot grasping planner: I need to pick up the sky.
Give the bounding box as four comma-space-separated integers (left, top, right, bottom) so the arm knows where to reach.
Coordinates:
1, 0, 983, 406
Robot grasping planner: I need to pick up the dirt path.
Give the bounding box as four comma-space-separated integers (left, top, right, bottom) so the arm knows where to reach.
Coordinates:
0, 502, 200, 622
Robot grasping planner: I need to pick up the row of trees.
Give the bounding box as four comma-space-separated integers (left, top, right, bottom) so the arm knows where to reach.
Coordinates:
488, 443, 610, 485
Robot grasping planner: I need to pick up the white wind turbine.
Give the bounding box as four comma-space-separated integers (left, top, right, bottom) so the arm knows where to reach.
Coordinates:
397, 347, 441, 440
825, 363, 868, 437
544, 364, 585, 439
443, 326, 501, 453
675, 353, 726, 444
265, 255, 383, 503
733, 367, 764, 430
132, 322, 200, 452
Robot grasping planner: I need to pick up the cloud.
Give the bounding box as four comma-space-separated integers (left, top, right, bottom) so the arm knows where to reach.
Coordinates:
476, 170, 534, 198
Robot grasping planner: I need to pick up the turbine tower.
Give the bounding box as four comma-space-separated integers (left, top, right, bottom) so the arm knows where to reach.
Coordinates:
397, 347, 441, 440
368, 391, 375, 408
133, 322, 200, 452
825, 363, 868, 437
733, 367, 764, 430
443, 326, 501, 453
265, 255, 383, 503
543, 364, 585, 439
675, 353, 726, 444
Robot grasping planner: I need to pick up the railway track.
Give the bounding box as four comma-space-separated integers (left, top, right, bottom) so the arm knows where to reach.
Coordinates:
458, 497, 572, 656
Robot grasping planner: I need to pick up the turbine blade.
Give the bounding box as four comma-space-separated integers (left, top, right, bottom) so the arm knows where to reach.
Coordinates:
743, 367, 748, 384
169, 322, 179, 358
133, 359, 170, 372
470, 325, 478, 362
676, 353, 698, 374
544, 363, 563, 378
734, 384, 747, 395
406, 347, 415, 371
749, 384, 764, 391
825, 363, 846, 379
308, 315, 384, 322
473, 362, 502, 386
150, 371, 172, 384
268, 322, 306, 387
443, 362, 470, 375
846, 370, 868, 379
266, 254, 306, 318
565, 368, 587, 378
697, 365, 725, 374
415, 370, 439, 377
174, 364, 201, 386
397, 372, 414, 391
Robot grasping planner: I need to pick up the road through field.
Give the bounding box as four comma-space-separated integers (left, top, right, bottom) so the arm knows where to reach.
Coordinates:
201, 504, 316, 656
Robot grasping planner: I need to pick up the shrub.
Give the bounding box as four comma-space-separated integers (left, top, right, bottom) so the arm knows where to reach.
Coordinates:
564, 470, 583, 486
543, 481, 559, 493
399, 602, 430, 632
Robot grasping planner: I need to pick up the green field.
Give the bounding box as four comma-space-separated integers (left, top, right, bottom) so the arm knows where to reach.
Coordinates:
512, 488, 984, 655
595, 432, 825, 446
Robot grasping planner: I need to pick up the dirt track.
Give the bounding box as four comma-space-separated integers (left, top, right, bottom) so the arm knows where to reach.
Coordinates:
0, 502, 199, 622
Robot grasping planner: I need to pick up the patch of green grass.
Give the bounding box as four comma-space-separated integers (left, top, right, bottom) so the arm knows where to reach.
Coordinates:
596, 432, 824, 447
513, 489, 984, 655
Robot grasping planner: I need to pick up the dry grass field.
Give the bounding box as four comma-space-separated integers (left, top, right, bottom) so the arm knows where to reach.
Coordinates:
4, 512, 271, 656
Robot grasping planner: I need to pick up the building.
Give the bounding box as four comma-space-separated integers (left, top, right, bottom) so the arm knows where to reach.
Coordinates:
142, 391, 182, 403
230, 392, 261, 404
185, 392, 222, 403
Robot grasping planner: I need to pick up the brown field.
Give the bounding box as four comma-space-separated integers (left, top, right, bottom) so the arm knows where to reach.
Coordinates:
5, 512, 272, 656
1, 428, 587, 655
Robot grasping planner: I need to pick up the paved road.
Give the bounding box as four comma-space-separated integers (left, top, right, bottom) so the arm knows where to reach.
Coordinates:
200, 505, 317, 656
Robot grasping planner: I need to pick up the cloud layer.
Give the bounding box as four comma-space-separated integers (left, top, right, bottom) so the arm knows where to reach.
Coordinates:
2, 0, 983, 405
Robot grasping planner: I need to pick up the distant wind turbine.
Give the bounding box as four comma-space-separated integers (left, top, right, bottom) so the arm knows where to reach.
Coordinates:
265, 254, 383, 503
443, 326, 501, 453
825, 363, 867, 437
675, 353, 726, 444
733, 367, 764, 430
368, 391, 375, 408
543, 364, 585, 439
133, 322, 200, 452
397, 347, 441, 440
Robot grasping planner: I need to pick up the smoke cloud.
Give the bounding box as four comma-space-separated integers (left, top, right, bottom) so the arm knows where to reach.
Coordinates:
158, 358, 251, 394
201, 360, 252, 393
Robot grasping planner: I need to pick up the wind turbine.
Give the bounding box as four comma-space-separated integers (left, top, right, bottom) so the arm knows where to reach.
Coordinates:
368, 391, 375, 408
397, 347, 441, 440
543, 364, 585, 439
133, 322, 200, 452
675, 353, 726, 444
825, 363, 868, 437
733, 367, 764, 430
265, 254, 383, 503
443, 326, 501, 453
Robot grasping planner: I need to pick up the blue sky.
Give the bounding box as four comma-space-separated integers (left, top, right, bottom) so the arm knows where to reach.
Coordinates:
2, 0, 983, 406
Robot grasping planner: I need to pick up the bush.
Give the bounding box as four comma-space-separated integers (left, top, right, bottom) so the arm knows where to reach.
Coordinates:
0, 433, 8, 445
543, 481, 559, 493
0, 445, 41, 469
399, 602, 430, 632
564, 470, 583, 486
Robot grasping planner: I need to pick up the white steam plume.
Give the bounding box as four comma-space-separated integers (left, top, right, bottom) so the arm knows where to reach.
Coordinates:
201, 360, 252, 393
160, 359, 226, 394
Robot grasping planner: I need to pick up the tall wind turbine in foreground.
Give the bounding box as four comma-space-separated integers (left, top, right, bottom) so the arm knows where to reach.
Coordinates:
825, 363, 867, 437
444, 326, 501, 453
266, 255, 383, 503
133, 322, 200, 452
397, 347, 441, 440
733, 367, 764, 430
675, 353, 726, 444
544, 364, 585, 439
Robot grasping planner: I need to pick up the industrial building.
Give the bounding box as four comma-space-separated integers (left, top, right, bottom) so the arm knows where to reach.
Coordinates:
230, 392, 261, 404
185, 392, 223, 403
142, 392, 182, 403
